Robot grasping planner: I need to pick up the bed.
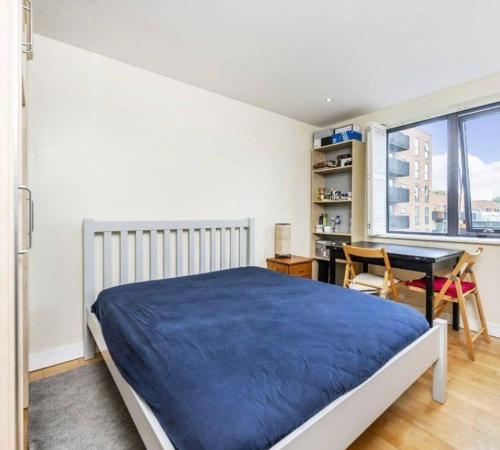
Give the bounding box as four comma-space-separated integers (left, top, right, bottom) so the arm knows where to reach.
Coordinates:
83, 218, 447, 450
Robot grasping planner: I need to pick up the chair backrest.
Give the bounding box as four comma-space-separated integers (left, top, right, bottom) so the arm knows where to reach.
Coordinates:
435, 247, 483, 299
452, 247, 483, 280
342, 243, 392, 271
342, 243, 395, 291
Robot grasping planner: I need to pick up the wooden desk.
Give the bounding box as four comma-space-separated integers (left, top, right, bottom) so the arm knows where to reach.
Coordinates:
266, 256, 312, 279
327, 241, 463, 328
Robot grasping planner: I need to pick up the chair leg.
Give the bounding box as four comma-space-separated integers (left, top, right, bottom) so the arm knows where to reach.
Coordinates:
389, 273, 399, 301
434, 300, 449, 318
473, 289, 491, 343
390, 283, 399, 301
457, 290, 475, 361
343, 266, 349, 288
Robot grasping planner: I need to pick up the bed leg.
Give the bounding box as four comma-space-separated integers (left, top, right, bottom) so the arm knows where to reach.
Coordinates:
432, 318, 447, 404
83, 315, 96, 360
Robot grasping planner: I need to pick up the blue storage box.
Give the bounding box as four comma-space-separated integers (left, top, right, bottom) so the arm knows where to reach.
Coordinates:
332, 130, 362, 143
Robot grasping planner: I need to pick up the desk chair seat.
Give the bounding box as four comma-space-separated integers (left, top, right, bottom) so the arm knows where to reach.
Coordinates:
406, 276, 476, 297
406, 247, 490, 360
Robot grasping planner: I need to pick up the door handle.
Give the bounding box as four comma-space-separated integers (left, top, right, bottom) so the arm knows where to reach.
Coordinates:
22, 0, 33, 55
18, 185, 33, 254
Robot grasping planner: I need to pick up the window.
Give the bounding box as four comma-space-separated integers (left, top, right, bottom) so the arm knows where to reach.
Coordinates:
386, 101, 500, 236
459, 106, 500, 233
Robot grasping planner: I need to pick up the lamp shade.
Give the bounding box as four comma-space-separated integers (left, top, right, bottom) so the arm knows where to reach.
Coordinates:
275, 223, 291, 258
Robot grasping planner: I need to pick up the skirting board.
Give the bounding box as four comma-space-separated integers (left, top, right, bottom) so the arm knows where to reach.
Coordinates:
408, 304, 500, 338
442, 313, 500, 338
29, 343, 83, 372
28, 317, 500, 372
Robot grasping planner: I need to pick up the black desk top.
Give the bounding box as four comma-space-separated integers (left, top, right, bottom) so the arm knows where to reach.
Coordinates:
327, 240, 463, 262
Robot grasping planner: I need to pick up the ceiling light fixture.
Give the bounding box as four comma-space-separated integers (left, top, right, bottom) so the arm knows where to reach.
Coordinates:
325, 97, 333, 103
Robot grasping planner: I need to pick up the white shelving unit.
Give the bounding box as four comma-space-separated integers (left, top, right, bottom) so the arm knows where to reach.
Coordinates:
310, 139, 366, 281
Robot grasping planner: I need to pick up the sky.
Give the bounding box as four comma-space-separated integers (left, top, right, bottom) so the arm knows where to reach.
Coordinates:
418, 112, 500, 200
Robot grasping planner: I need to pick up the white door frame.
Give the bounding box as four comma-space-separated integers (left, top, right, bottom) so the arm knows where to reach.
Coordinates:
0, 0, 22, 448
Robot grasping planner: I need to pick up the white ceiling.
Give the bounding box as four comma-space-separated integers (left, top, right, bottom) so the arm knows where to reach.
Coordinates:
34, 0, 500, 126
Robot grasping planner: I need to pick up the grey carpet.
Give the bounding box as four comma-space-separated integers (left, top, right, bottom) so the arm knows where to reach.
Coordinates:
29, 361, 145, 450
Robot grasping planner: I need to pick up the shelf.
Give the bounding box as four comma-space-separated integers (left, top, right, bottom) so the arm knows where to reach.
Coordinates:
313, 231, 351, 237
312, 140, 360, 153
313, 199, 352, 205
313, 166, 352, 175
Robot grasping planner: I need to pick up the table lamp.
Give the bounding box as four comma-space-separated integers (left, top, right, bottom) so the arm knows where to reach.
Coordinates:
275, 223, 291, 258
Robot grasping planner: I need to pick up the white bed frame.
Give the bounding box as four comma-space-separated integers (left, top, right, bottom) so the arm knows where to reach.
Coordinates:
83, 218, 447, 450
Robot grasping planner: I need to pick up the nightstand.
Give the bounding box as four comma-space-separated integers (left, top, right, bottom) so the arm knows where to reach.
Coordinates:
266, 256, 313, 279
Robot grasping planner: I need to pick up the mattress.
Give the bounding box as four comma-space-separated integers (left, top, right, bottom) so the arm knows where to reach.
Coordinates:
92, 266, 429, 450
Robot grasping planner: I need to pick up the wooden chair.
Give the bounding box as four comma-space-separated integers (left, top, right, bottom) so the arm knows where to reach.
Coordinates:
406, 247, 490, 360
342, 244, 400, 300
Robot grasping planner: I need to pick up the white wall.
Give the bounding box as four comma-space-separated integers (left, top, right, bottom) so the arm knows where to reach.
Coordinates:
28, 35, 315, 369
330, 73, 500, 337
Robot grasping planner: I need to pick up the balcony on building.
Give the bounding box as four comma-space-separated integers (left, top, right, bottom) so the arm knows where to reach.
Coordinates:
389, 215, 410, 230
388, 157, 410, 178
432, 211, 446, 222
388, 131, 410, 153
388, 186, 410, 204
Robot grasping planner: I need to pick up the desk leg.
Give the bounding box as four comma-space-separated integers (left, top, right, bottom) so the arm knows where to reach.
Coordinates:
425, 267, 434, 328
329, 257, 336, 285
452, 257, 460, 331
452, 303, 460, 331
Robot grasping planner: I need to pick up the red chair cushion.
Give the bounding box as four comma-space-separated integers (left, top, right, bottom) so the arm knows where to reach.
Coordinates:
406, 276, 476, 298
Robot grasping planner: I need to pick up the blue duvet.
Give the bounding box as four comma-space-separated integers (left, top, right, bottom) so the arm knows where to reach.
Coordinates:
92, 266, 428, 450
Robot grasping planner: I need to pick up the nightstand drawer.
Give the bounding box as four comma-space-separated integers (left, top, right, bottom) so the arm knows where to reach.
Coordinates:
266, 255, 313, 279
289, 263, 312, 278
267, 261, 289, 274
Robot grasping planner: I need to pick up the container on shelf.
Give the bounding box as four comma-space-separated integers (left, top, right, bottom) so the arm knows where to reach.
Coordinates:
332, 130, 362, 144
315, 240, 333, 259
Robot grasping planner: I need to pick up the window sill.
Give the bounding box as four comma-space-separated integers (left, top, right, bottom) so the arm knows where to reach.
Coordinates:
373, 233, 500, 246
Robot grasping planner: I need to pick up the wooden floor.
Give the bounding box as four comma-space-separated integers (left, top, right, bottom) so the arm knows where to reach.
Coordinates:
350, 328, 500, 450
27, 328, 500, 450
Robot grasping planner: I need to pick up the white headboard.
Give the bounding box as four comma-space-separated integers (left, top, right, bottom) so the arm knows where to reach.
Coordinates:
83, 218, 255, 311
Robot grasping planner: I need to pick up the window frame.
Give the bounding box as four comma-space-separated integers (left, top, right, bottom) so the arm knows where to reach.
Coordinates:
385, 101, 500, 238
458, 103, 500, 235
